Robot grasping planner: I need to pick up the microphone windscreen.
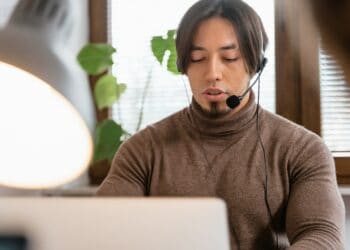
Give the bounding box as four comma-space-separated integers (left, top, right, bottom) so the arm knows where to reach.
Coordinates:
226, 95, 240, 109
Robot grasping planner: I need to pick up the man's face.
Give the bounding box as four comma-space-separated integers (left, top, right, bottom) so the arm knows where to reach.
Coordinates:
186, 17, 251, 115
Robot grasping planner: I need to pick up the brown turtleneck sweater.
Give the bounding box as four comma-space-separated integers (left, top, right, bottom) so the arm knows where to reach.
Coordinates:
97, 93, 345, 249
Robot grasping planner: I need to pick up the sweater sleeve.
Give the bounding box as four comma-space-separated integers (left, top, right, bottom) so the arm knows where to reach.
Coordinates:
285, 130, 345, 249
95, 129, 152, 196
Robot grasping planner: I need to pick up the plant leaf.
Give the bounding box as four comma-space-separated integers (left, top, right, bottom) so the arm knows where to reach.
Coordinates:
116, 83, 127, 101
151, 29, 180, 75
94, 74, 118, 110
77, 43, 116, 75
93, 119, 124, 163
167, 46, 179, 74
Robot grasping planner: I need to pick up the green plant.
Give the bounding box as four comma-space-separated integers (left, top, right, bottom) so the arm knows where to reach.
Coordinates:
77, 43, 127, 164
151, 29, 179, 75
76, 29, 178, 168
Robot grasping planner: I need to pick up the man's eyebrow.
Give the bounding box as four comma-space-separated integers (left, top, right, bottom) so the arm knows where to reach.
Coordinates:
191, 45, 206, 51
190, 44, 238, 51
220, 44, 238, 50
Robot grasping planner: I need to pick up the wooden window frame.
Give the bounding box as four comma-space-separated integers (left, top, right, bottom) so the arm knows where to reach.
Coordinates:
87, 0, 110, 184
276, 0, 350, 184
89, 0, 350, 184
88, 0, 109, 122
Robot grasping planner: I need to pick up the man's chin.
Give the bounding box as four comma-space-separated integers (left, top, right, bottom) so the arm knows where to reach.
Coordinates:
204, 102, 231, 116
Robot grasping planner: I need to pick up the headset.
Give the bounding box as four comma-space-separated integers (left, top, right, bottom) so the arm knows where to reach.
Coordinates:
225, 45, 279, 248
226, 56, 267, 109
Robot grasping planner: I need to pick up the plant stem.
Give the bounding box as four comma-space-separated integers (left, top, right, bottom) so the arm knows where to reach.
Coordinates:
135, 68, 153, 132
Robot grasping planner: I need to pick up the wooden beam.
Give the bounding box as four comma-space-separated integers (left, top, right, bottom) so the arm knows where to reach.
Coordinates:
88, 0, 110, 185
275, 0, 302, 124
275, 0, 321, 135
88, 0, 109, 122
297, 0, 321, 135
89, 0, 108, 43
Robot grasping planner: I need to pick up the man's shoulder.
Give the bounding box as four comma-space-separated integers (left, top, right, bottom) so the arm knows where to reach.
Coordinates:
261, 108, 332, 166
147, 107, 189, 142
122, 107, 187, 145
261, 108, 322, 144
262, 108, 301, 129
148, 107, 186, 130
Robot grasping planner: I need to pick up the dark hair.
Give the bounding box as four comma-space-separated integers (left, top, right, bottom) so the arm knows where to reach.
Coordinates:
176, 0, 268, 75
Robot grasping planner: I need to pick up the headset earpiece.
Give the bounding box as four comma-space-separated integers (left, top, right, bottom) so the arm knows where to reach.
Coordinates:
257, 57, 268, 73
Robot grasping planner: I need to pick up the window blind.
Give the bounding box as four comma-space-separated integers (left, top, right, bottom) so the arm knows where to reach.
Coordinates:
109, 0, 275, 134
320, 48, 350, 152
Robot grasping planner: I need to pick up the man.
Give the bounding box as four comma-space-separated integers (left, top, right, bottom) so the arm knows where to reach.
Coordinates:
97, 0, 345, 249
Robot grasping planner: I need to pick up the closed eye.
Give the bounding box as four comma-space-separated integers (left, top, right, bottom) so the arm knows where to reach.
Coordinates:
191, 58, 205, 63
224, 57, 239, 62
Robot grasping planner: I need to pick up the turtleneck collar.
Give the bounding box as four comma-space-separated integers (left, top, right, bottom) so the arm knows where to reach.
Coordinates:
183, 91, 258, 137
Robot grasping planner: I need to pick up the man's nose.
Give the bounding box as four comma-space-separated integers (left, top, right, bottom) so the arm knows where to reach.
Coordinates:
205, 57, 223, 83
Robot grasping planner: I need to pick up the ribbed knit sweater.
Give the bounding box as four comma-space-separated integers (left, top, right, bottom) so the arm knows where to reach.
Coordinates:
97, 93, 345, 249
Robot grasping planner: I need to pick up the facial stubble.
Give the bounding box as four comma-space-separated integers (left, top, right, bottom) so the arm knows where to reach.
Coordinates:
208, 101, 230, 116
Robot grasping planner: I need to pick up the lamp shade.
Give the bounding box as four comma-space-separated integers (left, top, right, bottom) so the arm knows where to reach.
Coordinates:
0, 0, 95, 189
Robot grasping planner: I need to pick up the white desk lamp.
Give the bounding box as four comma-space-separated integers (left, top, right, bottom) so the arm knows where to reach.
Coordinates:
0, 0, 95, 189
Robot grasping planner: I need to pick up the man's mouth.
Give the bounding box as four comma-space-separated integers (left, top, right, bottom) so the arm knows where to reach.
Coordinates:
206, 91, 223, 95
202, 87, 227, 101
203, 87, 225, 95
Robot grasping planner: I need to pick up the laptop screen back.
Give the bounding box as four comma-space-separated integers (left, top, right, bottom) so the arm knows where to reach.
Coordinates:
0, 197, 230, 250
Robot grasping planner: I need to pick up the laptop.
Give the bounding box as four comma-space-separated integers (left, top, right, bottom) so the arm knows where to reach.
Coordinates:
0, 197, 230, 250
